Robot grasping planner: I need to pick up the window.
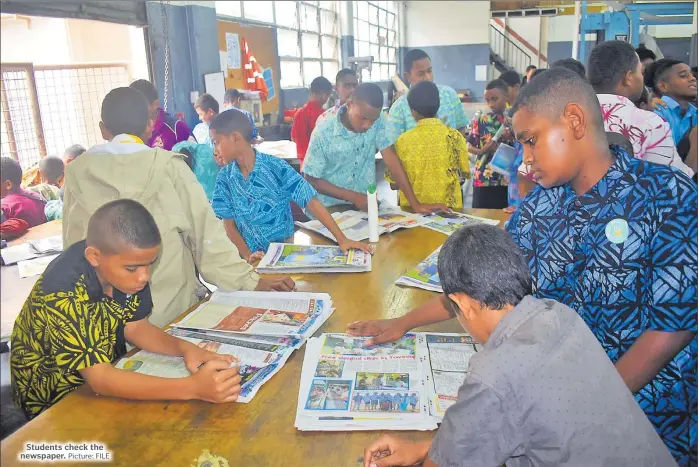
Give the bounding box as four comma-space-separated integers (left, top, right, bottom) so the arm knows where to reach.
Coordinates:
353, 1, 399, 82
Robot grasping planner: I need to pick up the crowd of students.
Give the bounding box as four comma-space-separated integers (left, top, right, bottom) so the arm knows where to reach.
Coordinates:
1, 40, 697, 466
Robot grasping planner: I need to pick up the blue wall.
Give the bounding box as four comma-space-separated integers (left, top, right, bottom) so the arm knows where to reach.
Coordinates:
547, 41, 596, 66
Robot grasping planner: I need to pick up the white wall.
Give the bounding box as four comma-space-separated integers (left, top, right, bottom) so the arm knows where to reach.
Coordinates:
548, 15, 596, 43
0, 16, 71, 64
404, 1, 490, 47
646, 25, 695, 39
507, 17, 541, 51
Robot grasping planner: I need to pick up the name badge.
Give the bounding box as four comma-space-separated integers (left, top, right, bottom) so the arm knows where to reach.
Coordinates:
605, 218, 629, 244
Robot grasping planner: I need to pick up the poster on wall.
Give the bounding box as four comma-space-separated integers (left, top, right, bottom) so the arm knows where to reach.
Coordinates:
220, 51, 228, 73
226, 32, 241, 70
263, 68, 276, 101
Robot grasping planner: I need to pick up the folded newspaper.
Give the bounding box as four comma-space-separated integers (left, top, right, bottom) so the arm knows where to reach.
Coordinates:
422, 212, 500, 236
395, 247, 442, 293
295, 332, 479, 431
1, 234, 64, 265
296, 209, 427, 242
257, 243, 371, 274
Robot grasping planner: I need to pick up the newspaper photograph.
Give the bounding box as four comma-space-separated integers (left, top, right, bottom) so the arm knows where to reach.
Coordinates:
422, 212, 500, 236
395, 247, 442, 293
296, 209, 426, 243
257, 243, 371, 273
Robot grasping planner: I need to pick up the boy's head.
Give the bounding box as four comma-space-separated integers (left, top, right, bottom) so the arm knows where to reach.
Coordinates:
525, 65, 537, 81
195, 93, 220, 125
484, 79, 509, 114
310, 76, 333, 104
85, 199, 161, 295
646, 59, 697, 102
499, 70, 521, 105
588, 40, 644, 102
345, 83, 385, 133
438, 224, 532, 344
63, 144, 85, 165
38, 156, 65, 186
99, 87, 152, 142
223, 89, 242, 110
0, 157, 22, 198
129, 79, 160, 120
403, 49, 433, 86
552, 58, 586, 80
407, 80, 440, 121
209, 109, 254, 163
335, 69, 359, 104
635, 45, 656, 72
511, 67, 606, 189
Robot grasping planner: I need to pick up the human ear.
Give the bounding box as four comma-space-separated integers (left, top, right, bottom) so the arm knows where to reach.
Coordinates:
448, 293, 473, 319
563, 102, 587, 140
84, 246, 102, 268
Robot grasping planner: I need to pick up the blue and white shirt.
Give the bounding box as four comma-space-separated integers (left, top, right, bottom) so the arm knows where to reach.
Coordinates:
653, 96, 697, 146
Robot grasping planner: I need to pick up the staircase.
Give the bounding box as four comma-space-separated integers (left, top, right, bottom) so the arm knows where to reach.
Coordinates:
490, 25, 532, 75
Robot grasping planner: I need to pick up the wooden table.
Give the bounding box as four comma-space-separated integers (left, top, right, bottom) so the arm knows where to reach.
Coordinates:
1, 210, 510, 467
1, 220, 63, 340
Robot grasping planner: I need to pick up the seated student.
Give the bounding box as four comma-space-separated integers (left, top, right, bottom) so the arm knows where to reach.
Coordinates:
551, 57, 586, 79
210, 109, 370, 263
129, 79, 192, 150
316, 69, 359, 126
63, 87, 294, 328
349, 68, 698, 467
588, 41, 691, 175
63, 144, 86, 165
302, 83, 446, 215
389, 81, 469, 209
27, 156, 64, 202
467, 79, 513, 209
363, 225, 677, 467
1, 157, 46, 238
11, 199, 242, 421
222, 89, 261, 143
291, 77, 333, 165
193, 93, 219, 147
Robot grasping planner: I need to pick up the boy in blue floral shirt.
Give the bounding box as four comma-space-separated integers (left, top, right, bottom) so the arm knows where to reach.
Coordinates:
210, 110, 369, 263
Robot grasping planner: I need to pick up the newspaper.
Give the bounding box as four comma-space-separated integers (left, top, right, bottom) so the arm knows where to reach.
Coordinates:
1, 234, 64, 265
395, 247, 442, 293
257, 243, 371, 274
17, 254, 60, 278
422, 212, 500, 236
296, 209, 427, 242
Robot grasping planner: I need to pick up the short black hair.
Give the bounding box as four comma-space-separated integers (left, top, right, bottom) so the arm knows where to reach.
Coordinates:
64, 144, 86, 159
403, 49, 430, 73
209, 108, 254, 142
407, 81, 440, 118
101, 87, 150, 137
530, 68, 547, 80
645, 58, 683, 95
224, 89, 242, 105
195, 93, 219, 114
129, 79, 159, 105
485, 79, 509, 94
1, 157, 22, 186
552, 58, 586, 79
512, 67, 605, 132
87, 199, 161, 255
438, 225, 532, 309
351, 83, 384, 109
526, 65, 537, 72
588, 41, 638, 93
636, 45, 656, 62
310, 76, 333, 95
499, 70, 521, 88
38, 156, 64, 185
336, 68, 356, 84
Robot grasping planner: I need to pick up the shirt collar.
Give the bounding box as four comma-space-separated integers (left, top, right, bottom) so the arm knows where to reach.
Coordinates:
306, 100, 325, 112
333, 105, 353, 137
484, 296, 541, 350
88, 134, 150, 155
661, 95, 682, 110
597, 93, 635, 108
416, 118, 442, 127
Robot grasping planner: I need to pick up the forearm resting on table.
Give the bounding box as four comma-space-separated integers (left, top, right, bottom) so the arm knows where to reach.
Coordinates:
398, 296, 455, 330
80, 363, 196, 401
615, 329, 696, 393
223, 219, 252, 259
304, 174, 361, 205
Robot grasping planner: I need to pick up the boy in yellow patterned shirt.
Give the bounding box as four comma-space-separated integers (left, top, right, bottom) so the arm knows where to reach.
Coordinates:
388, 81, 469, 209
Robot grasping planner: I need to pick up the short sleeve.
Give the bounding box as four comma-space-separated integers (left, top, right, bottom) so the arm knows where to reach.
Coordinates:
447, 86, 468, 129
373, 113, 393, 152
386, 97, 408, 145
211, 167, 236, 220
467, 119, 480, 147
302, 128, 330, 179
274, 157, 317, 209
454, 130, 470, 173
428, 374, 516, 467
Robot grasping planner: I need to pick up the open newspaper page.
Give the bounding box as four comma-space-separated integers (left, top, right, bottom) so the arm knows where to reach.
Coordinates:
296, 209, 427, 242
395, 247, 443, 292
422, 212, 500, 236
295, 333, 438, 431
257, 243, 371, 274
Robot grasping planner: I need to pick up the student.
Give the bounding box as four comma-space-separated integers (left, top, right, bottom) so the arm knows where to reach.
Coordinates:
27, 156, 64, 202
521, 64, 537, 85
636, 45, 657, 72
291, 77, 333, 165
1, 157, 46, 238
498, 70, 521, 107
172, 140, 220, 204
588, 41, 691, 175
316, 69, 359, 126
467, 79, 512, 209
193, 93, 219, 147
63, 87, 294, 328
387, 49, 468, 144
222, 89, 260, 141
210, 109, 369, 262
552, 57, 586, 79
497, 70, 527, 212
63, 144, 86, 165
645, 59, 698, 146
129, 79, 192, 150
349, 68, 698, 467
362, 225, 677, 467
389, 81, 469, 209
303, 83, 446, 214
11, 199, 242, 420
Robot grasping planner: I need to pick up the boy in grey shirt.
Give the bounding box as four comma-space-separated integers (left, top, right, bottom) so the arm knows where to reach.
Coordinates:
363, 225, 676, 467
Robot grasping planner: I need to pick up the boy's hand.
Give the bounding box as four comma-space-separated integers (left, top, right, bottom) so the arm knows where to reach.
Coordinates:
247, 251, 265, 265
183, 345, 237, 375
347, 318, 408, 346
255, 276, 296, 292
191, 360, 241, 403
649, 97, 667, 111
338, 237, 372, 254
363, 435, 431, 467
413, 203, 449, 215
352, 192, 369, 211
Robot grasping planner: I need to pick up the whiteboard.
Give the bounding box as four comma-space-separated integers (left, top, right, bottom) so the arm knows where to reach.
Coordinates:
204, 72, 226, 109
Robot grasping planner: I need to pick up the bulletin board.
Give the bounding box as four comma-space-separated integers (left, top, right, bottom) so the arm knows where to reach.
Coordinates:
217, 19, 280, 117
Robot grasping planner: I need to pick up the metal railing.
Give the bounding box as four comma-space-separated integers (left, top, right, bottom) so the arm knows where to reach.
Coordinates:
489, 25, 532, 76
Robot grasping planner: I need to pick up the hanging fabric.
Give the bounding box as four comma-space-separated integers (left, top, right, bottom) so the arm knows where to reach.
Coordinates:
241, 37, 269, 102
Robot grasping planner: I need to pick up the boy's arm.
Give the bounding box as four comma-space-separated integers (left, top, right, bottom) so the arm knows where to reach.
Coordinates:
304, 175, 366, 210
222, 219, 254, 261
306, 198, 370, 253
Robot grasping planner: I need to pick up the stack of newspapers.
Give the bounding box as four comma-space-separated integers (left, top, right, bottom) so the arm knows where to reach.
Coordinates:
116, 291, 334, 403
296, 209, 427, 242
295, 332, 479, 431
257, 243, 371, 274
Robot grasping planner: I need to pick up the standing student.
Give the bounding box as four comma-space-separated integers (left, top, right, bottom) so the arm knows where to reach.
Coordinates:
302, 83, 447, 215
223, 89, 260, 142
636, 45, 657, 73
390, 81, 469, 209
1, 157, 46, 239
387, 49, 468, 144
316, 69, 359, 126
497, 70, 526, 212
209, 109, 369, 263
467, 79, 512, 209
521, 65, 537, 85
498, 70, 521, 108
552, 58, 586, 79
63, 87, 294, 328
129, 79, 192, 151
193, 93, 219, 147
588, 41, 691, 175
291, 77, 333, 165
